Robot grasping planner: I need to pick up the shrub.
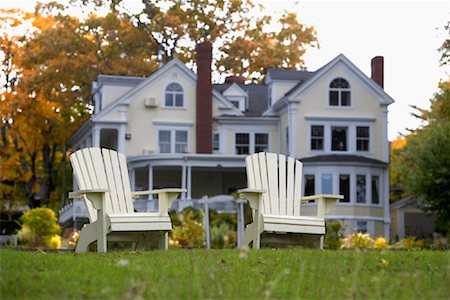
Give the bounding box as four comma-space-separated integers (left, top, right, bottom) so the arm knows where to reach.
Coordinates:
325, 221, 345, 249
170, 210, 204, 248
341, 232, 374, 250
49, 235, 61, 250
392, 236, 426, 250
17, 208, 61, 248
211, 223, 236, 249
374, 237, 389, 250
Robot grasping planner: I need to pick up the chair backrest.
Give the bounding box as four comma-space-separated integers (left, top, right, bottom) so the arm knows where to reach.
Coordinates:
70, 147, 134, 222
245, 152, 303, 216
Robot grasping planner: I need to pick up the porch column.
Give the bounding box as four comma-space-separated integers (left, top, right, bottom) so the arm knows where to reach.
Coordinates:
187, 166, 192, 200
148, 165, 155, 211
118, 124, 126, 153
181, 165, 187, 200
93, 126, 101, 147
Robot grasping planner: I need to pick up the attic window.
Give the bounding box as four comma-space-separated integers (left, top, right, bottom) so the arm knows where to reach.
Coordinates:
165, 82, 184, 107
329, 78, 350, 106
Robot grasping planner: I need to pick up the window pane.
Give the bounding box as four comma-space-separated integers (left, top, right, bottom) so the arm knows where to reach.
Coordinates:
213, 133, 220, 151
167, 83, 182, 91
165, 94, 173, 106
311, 125, 324, 150
356, 175, 366, 203
329, 91, 339, 106
159, 130, 171, 153
255, 133, 269, 153
356, 221, 368, 233
231, 101, 239, 108
304, 175, 315, 196
341, 91, 351, 106
371, 176, 380, 204
331, 127, 347, 151
159, 130, 171, 142
321, 174, 333, 194
339, 174, 350, 202
235, 133, 250, 154
175, 130, 188, 153
357, 126, 370, 151
175, 94, 183, 107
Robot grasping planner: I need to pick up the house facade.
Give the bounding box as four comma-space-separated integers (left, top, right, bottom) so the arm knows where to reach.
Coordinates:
68, 42, 394, 239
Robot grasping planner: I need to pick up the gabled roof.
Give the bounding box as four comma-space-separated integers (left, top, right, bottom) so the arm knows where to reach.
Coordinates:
93, 58, 243, 121
213, 83, 268, 117
263, 54, 395, 116
266, 68, 315, 82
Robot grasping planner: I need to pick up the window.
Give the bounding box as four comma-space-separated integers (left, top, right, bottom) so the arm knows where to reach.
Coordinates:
356, 221, 368, 233
235, 133, 250, 154
321, 174, 333, 194
159, 130, 171, 153
357, 126, 370, 151
158, 129, 188, 153
230, 101, 239, 108
339, 174, 350, 203
235, 132, 270, 154
329, 78, 350, 106
175, 131, 188, 153
213, 133, 220, 151
311, 125, 324, 150
255, 133, 269, 153
304, 175, 315, 196
371, 176, 380, 204
356, 175, 366, 203
331, 126, 347, 151
165, 83, 183, 107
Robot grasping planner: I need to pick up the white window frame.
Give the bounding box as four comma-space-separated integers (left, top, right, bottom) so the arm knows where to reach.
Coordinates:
329, 77, 351, 107
356, 126, 370, 152
234, 132, 270, 155
164, 82, 184, 108
307, 120, 373, 154
155, 124, 191, 154
301, 166, 383, 207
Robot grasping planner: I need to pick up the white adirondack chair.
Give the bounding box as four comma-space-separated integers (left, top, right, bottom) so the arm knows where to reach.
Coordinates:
238, 153, 343, 249
68, 148, 185, 253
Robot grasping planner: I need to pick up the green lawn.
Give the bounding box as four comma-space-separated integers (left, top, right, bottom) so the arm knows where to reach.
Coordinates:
1, 248, 449, 299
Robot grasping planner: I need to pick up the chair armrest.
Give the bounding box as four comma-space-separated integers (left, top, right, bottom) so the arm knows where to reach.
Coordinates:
131, 188, 186, 198
237, 188, 266, 210
68, 189, 110, 210
301, 194, 343, 217
134, 188, 186, 215
69, 189, 110, 198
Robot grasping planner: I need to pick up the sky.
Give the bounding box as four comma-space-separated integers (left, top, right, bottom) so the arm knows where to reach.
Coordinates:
2, 0, 449, 141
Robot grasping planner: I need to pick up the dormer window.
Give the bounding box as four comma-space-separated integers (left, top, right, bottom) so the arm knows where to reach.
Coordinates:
329, 78, 350, 106
165, 83, 184, 107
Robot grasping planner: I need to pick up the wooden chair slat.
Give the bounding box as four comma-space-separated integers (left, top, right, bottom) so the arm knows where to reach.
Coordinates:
278, 154, 287, 215
266, 153, 279, 215
245, 155, 256, 189
109, 149, 126, 213
293, 160, 302, 216
286, 156, 295, 216
258, 152, 270, 214
76, 150, 93, 190
118, 152, 134, 213
102, 149, 120, 213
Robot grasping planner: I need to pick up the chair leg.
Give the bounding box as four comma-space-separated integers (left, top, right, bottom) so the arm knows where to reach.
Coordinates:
159, 232, 168, 250
75, 223, 97, 253
319, 235, 324, 250
242, 222, 261, 249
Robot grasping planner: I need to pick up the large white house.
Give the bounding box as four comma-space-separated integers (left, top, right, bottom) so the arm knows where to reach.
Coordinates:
68, 42, 394, 239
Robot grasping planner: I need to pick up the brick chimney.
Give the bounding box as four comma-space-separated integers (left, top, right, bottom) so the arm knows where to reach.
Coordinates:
195, 41, 213, 154
371, 56, 384, 88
